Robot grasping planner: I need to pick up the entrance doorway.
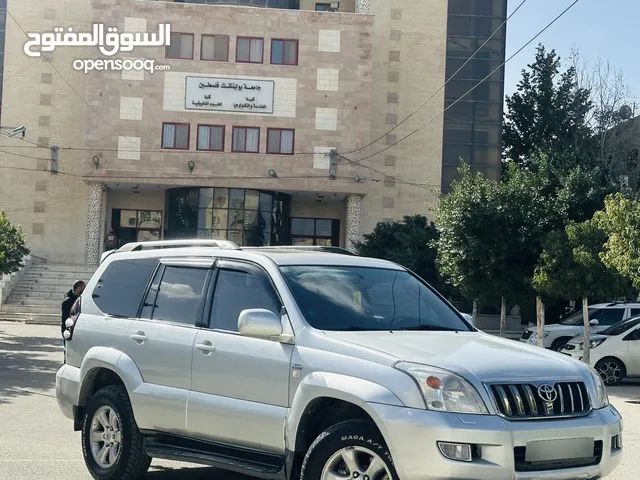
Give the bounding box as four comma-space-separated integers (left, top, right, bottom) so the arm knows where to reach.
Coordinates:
111, 209, 162, 247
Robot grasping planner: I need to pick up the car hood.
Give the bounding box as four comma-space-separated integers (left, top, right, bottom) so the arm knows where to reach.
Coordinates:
324, 330, 588, 383
567, 333, 609, 345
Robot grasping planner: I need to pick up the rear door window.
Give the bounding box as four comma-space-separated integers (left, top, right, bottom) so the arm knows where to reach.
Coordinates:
146, 266, 209, 326
592, 308, 626, 326
92, 258, 158, 317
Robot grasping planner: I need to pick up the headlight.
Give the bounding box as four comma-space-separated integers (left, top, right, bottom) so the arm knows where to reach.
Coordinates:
395, 362, 488, 414
579, 338, 606, 350
543, 331, 551, 338
589, 367, 609, 409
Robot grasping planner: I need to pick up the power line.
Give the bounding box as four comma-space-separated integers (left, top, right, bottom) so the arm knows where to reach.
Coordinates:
338, 154, 433, 191
347, 0, 582, 167
343, 0, 530, 156
5, 10, 141, 150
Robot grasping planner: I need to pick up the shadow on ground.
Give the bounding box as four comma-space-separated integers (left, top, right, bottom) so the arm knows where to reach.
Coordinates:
0, 329, 62, 404
145, 466, 252, 479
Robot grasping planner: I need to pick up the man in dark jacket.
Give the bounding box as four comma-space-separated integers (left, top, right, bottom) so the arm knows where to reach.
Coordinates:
61, 280, 85, 338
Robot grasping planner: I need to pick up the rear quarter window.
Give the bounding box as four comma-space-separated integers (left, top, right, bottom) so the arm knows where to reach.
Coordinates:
92, 258, 158, 317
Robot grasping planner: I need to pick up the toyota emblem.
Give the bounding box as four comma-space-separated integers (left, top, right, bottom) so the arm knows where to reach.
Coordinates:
537, 384, 558, 403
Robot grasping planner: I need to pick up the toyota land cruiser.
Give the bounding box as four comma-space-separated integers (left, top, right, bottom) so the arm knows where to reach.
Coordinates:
56, 240, 623, 480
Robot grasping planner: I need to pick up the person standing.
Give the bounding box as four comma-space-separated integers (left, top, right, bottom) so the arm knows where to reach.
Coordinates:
61, 280, 85, 338
105, 228, 118, 251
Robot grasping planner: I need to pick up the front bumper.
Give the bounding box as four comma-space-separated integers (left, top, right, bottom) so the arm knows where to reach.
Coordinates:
369, 402, 622, 480
56, 364, 81, 421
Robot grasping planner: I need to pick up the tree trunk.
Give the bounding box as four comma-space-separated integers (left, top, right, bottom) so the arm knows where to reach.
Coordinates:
582, 296, 590, 365
472, 300, 478, 324
500, 297, 506, 338
536, 296, 545, 348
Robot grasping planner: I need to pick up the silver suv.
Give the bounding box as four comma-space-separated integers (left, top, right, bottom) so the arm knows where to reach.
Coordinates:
56, 241, 623, 480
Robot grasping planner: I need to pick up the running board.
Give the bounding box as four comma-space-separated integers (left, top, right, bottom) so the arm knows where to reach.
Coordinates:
142, 431, 286, 479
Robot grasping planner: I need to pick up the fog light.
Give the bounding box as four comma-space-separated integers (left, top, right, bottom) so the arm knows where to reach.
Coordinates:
437, 442, 472, 462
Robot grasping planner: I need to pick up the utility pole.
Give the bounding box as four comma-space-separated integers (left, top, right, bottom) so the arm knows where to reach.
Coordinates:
50, 145, 59, 174
329, 148, 337, 179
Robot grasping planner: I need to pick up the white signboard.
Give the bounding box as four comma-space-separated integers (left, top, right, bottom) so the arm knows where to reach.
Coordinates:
185, 76, 275, 114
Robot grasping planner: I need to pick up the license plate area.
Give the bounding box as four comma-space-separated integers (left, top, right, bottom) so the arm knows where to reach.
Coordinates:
525, 438, 594, 462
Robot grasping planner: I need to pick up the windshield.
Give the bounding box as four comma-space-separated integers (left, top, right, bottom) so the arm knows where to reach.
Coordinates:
602, 316, 640, 336
280, 265, 472, 332
560, 309, 597, 325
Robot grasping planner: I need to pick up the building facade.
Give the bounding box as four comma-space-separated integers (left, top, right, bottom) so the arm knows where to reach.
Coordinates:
0, 0, 507, 265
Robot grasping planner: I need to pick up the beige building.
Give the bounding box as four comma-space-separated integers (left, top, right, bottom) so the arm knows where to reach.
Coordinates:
0, 0, 506, 265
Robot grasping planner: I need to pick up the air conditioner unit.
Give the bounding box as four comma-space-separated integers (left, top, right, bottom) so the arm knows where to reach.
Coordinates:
330, 1, 340, 9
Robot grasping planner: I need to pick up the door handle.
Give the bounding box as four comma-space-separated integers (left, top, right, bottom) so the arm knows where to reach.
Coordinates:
131, 331, 148, 343
195, 341, 216, 354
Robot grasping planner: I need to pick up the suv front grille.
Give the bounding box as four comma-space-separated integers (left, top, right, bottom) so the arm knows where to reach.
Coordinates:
521, 330, 533, 340
488, 382, 591, 419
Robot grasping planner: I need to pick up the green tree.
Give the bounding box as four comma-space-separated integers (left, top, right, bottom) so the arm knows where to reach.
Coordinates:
356, 215, 454, 297
503, 45, 594, 173
436, 164, 550, 335
595, 193, 640, 290
0, 211, 30, 277
533, 219, 633, 362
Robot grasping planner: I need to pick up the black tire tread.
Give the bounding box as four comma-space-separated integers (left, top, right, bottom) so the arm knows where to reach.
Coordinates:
83, 385, 151, 480
300, 420, 396, 480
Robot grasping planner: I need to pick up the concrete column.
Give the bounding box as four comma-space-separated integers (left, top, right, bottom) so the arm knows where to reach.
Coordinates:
85, 182, 104, 266
355, 0, 371, 14
345, 194, 363, 253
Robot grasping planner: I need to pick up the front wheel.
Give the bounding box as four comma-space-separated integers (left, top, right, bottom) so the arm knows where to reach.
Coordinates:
595, 358, 625, 386
301, 420, 398, 480
81, 385, 151, 480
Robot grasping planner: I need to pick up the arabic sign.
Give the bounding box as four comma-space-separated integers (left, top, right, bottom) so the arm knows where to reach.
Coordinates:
23, 24, 171, 57
185, 76, 275, 114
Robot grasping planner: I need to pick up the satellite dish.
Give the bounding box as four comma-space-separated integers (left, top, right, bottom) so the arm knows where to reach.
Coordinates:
619, 105, 633, 120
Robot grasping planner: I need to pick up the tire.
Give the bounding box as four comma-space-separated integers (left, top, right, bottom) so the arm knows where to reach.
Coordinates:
550, 337, 571, 352
595, 358, 625, 386
301, 420, 398, 480
81, 385, 151, 480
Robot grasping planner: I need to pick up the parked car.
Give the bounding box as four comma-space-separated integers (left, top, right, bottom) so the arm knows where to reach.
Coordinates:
561, 315, 640, 386
519, 302, 640, 351
57, 240, 621, 480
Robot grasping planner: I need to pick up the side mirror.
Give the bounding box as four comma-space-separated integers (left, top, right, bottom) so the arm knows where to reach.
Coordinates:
238, 309, 283, 340
589, 319, 599, 326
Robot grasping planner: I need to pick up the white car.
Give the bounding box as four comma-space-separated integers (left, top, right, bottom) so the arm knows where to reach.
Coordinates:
562, 315, 640, 385
519, 302, 640, 351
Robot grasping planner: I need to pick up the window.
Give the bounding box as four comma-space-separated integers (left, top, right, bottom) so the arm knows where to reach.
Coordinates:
631, 308, 640, 317
166, 32, 194, 59
281, 266, 471, 332
162, 122, 190, 150
592, 308, 626, 326
236, 37, 264, 64
315, 3, 330, 10
209, 268, 281, 332
197, 124, 225, 151
232, 127, 260, 153
201, 34, 229, 61
149, 266, 209, 325
271, 39, 298, 66
266, 128, 294, 154
291, 218, 339, 246
93, 258, 158, 318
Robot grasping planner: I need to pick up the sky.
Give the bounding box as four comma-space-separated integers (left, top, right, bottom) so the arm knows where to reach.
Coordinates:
504, 0, 639, 107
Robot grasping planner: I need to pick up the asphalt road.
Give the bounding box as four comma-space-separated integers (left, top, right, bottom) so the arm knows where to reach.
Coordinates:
1, 321, 639, 480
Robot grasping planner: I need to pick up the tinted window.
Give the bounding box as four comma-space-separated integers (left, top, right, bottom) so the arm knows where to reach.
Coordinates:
592, 308, 626, 326
151, 266, 209, 325
210, 269, 281, 332
281, 266, 470, 332
603, 316, 640, 336
631, 308, 640, 317
93, 258, 157, 317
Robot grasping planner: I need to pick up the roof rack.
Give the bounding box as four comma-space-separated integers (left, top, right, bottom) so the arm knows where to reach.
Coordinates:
243, 245, 357, 256
117, 239, 241, 253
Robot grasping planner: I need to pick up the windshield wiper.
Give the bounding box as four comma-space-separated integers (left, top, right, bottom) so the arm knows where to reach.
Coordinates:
395, 325, 460, 332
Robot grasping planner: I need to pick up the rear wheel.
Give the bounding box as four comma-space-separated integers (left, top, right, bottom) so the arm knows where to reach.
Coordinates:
595, 358, 625, 386
81, 385, 151, 480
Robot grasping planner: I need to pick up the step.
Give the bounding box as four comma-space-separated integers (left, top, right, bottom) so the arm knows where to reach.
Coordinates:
21, 272, 93, 280
6, 297, 62, 306
15, 278, 83, 286
29, 264, 96, 273
0, 304, 58, 314
10, 285, 70, 293
10, 291, 69, 299
0, 313, 60, 325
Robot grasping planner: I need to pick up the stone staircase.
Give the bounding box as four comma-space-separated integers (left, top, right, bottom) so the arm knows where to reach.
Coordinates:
0, 263, 97, 325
